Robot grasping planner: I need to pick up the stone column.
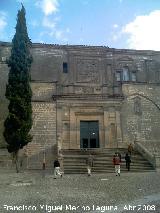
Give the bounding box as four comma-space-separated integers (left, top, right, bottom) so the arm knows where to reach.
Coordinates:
69, 108, 78, 149
115, 110, 122, 144
104, 110, 109, 148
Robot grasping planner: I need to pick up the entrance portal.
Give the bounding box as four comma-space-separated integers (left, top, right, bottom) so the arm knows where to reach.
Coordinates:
80, 121, 99, 148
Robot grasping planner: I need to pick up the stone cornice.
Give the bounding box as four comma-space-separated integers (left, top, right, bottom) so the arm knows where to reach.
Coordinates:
1, 41, 160, 56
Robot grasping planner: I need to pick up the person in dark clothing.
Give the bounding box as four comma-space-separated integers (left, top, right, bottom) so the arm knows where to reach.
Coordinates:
125, 153, 131, 171
54, 159, 60, 167
54, 159, 62, 179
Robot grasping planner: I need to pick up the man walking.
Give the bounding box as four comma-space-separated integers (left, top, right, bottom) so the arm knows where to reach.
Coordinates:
86, 154, 94, 176
128, 143, 133, 155
54, 159, 62, 179
125, 153, 131, 171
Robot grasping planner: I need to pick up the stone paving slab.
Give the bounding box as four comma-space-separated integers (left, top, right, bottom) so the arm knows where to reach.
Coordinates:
0, 170, 160, 212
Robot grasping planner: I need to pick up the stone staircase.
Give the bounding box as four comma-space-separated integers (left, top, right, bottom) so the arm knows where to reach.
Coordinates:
0, 147, 155, 172
62, 148, 155, 174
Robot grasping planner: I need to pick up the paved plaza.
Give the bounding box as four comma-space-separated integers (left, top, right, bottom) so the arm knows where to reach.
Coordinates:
0, 169, 160, 213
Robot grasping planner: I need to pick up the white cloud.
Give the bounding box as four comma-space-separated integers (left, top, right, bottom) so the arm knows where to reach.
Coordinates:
41, 16, 70, 42
55, 30, 63, 40
49, 29, 68, 42
122, 10, 160, 50
112, 34, 118, 41
39, 28, 69, 43
36, 0, 70, 43
0, 18, 7, 31
0, 12, 7, 29
30, 20, 39, 28
42, 16, 56, 29
35, 0, 59, 16
66, 27, 71, 33
0, 11, 7, 39
79, 38, 84, 43
113, 24, 118, 29
16, 0, 28, 2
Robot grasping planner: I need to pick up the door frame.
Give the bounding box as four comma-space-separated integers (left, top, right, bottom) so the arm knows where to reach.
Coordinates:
70, 114, 104, 149
80, 121, 99, 148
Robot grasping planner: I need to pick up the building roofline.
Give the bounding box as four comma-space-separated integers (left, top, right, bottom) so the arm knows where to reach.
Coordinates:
1, 41, 160, 55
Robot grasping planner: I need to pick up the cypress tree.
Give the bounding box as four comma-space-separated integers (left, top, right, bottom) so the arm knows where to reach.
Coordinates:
3, 5, 32, 172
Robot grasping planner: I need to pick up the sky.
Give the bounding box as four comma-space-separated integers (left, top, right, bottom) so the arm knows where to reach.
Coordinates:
1, 0, 160, 50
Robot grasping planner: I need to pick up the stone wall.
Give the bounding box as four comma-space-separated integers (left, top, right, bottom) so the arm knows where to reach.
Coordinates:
1, 42, 160, 165
121, 84, 160, 144
0, 46, 11, 147
26, 102, 56, 169
26, 82, 57, 169
31, 46, 67, 82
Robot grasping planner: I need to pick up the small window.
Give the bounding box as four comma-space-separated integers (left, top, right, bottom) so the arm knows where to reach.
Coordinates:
122, 67, 129, 81
131, 72, 136, 82
63, 62, 68, 73
115, 71, 121, 81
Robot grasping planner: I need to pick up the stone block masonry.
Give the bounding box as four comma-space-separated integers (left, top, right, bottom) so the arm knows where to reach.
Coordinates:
122, 84, 160, 144
1, 42, 160, 169
26, 102, 57, 168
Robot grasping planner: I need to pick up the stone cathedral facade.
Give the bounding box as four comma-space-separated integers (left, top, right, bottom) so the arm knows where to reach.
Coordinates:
1, 42, 160, 168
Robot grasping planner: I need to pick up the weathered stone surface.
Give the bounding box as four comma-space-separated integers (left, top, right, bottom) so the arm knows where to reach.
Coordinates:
1, 42, 160, 168
29, 102, 56, 152
122, 84, 160, 144
0, 50, 10, 147
26, 102, 56, 169
31, 82, 56, 101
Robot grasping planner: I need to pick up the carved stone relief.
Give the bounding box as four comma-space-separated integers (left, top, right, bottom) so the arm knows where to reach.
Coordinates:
75, 87, 83, 94
76, 58, 100, 83
75, 86, 101, 94
31, 83, 55, 100
82, 87, 93, 94
114, 56, 137, 71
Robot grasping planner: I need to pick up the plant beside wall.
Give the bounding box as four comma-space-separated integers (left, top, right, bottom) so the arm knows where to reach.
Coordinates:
3, 5, 33, 172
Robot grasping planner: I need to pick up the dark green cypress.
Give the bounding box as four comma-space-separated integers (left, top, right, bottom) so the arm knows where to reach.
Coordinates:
3, 5, 32, 158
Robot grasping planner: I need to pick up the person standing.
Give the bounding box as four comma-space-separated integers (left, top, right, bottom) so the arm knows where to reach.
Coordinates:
113, 153, 121, 176
54, 159, 62, 179
128, 143, 133, 155
86, 154, 94, 176
125, 153, 131, 171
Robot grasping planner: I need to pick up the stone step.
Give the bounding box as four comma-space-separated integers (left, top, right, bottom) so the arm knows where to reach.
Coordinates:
63, 156, 149, 161
63, 162, 153, 167
64, 167, 154, 171
62, 148, 154, 174
62, 148, 137, 154
64, 170, 155, 174
63, 157, 151, 162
